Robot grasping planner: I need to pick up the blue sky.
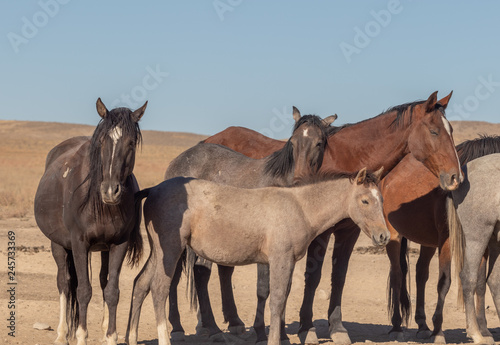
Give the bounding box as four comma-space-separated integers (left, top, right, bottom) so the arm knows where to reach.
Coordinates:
1, 1, 499, 138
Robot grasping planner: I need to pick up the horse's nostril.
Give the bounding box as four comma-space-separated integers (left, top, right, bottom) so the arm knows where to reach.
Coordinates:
114, 184, 121, 196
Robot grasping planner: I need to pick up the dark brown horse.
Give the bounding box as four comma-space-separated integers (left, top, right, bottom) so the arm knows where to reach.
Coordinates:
202, 91, 462, 344
381, 135, 500, 343
34, 99, 147, 345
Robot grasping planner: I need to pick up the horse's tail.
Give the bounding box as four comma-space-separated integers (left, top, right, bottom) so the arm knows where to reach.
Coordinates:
183, 247, 199, 311
126, 188, 150, 267
67, 250, 79, 338
447, 194, 465, 308
387, 237, 411, 326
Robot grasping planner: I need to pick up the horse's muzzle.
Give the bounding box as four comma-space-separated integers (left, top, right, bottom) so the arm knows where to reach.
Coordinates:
101, 182, 122, 205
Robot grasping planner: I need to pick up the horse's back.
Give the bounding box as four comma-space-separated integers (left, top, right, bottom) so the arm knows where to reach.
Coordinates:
165, 143, 266, 188
44, 136, 89, 170
203, 126, 284, 159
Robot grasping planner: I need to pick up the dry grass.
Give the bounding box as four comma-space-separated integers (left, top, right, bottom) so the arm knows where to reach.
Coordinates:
1, 119, 500, 220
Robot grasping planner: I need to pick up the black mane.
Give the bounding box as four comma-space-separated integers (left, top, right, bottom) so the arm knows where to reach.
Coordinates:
80, 107, 142, 218
456, 135, 500, 166
264, 115, 328, 179
295, 170, 381, 186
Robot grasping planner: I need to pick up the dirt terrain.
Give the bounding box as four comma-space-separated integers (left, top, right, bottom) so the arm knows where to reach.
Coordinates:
1, 120, 499, 345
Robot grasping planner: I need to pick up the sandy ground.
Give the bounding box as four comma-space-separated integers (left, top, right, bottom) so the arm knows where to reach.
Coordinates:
0, 217, 499, 345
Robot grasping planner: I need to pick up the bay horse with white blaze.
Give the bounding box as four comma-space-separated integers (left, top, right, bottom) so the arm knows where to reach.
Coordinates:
126, 168, 388, 345
34, 99, 146, 345
202, 91, 462, 344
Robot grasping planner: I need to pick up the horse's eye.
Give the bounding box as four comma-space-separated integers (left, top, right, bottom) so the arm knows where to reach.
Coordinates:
430, 129, 438, 136
316, 142, 323, 147
362, 199, 369, 205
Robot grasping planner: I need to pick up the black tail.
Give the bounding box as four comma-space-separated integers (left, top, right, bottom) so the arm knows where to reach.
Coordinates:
67, 251, 79, 337
183, 247, 198, 311
126, 188, 150, 267
399, 237, 411, 326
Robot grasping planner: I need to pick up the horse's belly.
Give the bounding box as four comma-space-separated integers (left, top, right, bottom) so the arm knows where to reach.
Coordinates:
189, 233, 265, 266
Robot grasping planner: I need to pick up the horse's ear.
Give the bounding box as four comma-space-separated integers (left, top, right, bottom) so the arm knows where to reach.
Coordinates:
424, 91, 439, 113
322, 114, 337, 127
293, 106, 301, 123
96, 98, 108, 118
437, 90, 453, 110
373, 166, 384, 183
355, 167, 367, 185
132, 101, 148, 122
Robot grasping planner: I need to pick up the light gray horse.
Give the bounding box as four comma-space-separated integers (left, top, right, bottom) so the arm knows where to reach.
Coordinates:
448, 153, 500, 344
164, 108, 337, 343
126, 168, 389, 345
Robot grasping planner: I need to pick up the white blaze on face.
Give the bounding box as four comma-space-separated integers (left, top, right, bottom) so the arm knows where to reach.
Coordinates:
108, 126, 122, 177
303, 128, 308, 137
441, 116, 463, 181
370, 188, 381, 202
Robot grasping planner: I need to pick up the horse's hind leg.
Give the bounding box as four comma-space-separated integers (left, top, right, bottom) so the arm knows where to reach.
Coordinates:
168, 257, 185, 341
100, 251, 110, 341
126, 252, 156, 345
414, 245, 435, 339
476, 251, 493, 341
218, 264, 246, 334
51, 242, 71, 345
193, 259, 223, 337
102, 242, 128, 345
298, 231, 331, 345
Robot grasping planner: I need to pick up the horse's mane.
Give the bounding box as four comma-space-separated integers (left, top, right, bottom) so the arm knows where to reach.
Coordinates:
326, 99, 445, 137
80, 107, 142, 219
264, 115, 328, 179
456, 135, 500, 166
294, 170, 381, 186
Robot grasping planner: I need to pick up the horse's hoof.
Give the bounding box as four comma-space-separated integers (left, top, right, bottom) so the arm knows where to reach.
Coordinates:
255, 341, 268, 345
171, 331, 185, 342
416, 329, 432, 339
196, 326, 210, 337
389, 331, 405, 342
431, 333, 446, 344
298, 328, 319, 345
280, 340, 291, 345
229, 325, 246, 335
54, 340, 69, 345
331, 331, 352, 345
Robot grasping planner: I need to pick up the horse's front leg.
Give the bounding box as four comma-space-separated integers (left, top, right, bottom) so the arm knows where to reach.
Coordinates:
414, 245, 435, 339
298, 230, 331, 345
100, 251, 110, 342
51, 242, 72, 345
327, 225, 360, 345
102, 242, 128, 345
486, 237, 500, 323
218, 265, 246, 334
429, 239, 452, 344
385, 235, 406, 342
268, 257, 294, 345
71, 239, 92, 345
475, 250, 493, 342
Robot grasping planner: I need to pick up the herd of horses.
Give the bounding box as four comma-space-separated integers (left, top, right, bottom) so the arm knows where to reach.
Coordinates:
33, 91, 500, 345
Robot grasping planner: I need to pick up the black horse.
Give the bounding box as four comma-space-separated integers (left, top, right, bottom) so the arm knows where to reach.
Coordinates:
34, 98, 147, 345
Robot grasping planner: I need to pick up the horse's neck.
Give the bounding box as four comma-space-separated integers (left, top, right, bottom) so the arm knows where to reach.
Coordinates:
323, 112, 410, 174
293, 180, 350, 235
